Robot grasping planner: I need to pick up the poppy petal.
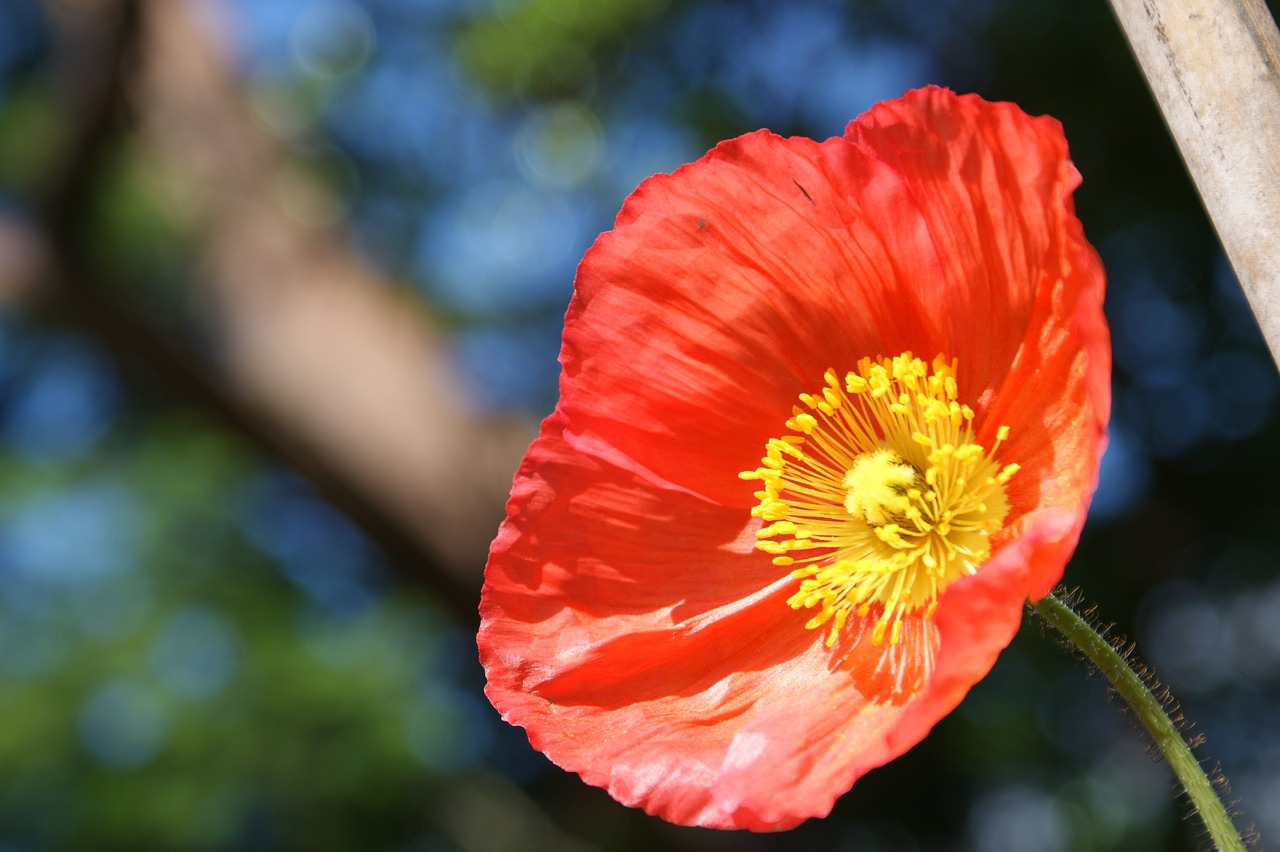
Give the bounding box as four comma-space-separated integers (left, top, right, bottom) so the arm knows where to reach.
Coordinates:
481, 87, 1110, 831
483, 416, 940, 828
848, 87, 1109, 596
557, 129, 948, 506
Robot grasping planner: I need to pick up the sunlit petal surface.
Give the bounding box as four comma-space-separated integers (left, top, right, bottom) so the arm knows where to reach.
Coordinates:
480, 88, 1110, 829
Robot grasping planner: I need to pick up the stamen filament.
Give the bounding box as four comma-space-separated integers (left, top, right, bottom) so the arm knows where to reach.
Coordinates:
743, 353, 1017, 648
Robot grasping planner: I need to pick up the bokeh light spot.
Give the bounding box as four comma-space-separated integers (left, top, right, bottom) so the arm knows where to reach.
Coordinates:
78, 679, 170, 769
5, 483, 136, 588
290, 0, 375, 78
1088, 426, 1151, 523
515, 102, 604, 189
4, 338, 119, 460
149, 608, 241, 698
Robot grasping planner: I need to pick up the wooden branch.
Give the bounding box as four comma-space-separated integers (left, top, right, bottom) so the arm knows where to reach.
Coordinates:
31, 262, 486, 626
1107, 0, 1280, 361
131, 0, 533, 593
137, 0, 537, 583
25, 0, 533, 628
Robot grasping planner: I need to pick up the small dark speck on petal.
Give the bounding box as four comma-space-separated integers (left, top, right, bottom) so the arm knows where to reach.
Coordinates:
792, 179, 815, 205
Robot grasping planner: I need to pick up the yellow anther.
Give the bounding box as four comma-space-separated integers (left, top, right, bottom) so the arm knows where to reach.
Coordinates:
785, 413, 818, 433
768, 438, 804, 459
741, 354, 1018, 655
755, 521, 797, 539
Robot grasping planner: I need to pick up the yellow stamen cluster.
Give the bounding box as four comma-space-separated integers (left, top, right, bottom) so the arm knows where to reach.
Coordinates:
740, 353, 1020, 648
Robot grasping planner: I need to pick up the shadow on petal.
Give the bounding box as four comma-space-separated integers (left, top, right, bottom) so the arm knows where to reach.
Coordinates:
829, 607, 939, 706
531, 578, 819, 708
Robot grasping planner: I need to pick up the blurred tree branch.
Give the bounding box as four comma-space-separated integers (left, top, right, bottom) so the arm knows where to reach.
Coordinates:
22, 0, 535, 628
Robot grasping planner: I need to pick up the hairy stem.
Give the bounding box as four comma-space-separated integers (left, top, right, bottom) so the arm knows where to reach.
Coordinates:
1030, 591, 1245, 852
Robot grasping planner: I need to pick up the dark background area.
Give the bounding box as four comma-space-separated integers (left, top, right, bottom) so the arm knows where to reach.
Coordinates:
0, 0, 1277, 849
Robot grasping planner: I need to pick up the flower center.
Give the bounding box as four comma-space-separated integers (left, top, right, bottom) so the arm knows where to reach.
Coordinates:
740, 353, 1019, 648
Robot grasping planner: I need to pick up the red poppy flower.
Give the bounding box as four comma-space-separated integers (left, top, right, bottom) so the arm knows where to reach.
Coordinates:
479, 87, 1109, 831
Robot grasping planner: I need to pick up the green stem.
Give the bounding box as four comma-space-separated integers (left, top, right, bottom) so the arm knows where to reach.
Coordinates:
1030, 591, 1245, 852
